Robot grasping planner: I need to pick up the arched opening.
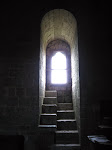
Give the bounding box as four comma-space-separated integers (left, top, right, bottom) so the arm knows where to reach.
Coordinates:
46, 39, 72, 102
39, 9, 80, 145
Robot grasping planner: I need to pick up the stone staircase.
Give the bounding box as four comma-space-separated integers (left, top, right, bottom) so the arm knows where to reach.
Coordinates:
53, 102, 80, 150
39, 90, 57, 129
39, 90, 80, 150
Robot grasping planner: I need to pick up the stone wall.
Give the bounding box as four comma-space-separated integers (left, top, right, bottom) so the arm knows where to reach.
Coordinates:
71, 31, 80, 142
0, 58, 39, 134
39, 41, 46, 119
76, 5, 112, 149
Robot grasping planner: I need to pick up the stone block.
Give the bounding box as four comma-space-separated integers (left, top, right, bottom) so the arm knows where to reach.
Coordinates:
45, 91, 57, 97
9, 88, 15, 96
4, 97, 18, 106
56, 130, 79, 144
19, 97, 38, 106
42, 104, 57, 113
44, 97, 57, 104
40, 114, 57, 125
16, 88, 25, 97
57, 119, 77, 130
57, 103, 73, 110
57, 110, 75, 119
26, 87, 38, 96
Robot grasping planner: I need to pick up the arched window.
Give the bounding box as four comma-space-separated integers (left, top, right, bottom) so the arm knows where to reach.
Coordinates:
51, 52, 67, 84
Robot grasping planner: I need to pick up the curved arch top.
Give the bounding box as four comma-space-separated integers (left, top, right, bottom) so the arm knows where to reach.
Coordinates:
40, 9, 77, 50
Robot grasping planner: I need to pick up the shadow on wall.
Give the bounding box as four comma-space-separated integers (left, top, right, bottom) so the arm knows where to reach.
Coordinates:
0, 135, 24, 150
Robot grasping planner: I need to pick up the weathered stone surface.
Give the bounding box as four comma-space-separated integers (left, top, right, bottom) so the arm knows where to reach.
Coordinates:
57, 103, 73, 110
56, 130, 79, 144
44, 97, 57, 104
42, 104, 57, 113
45, 90, 57, 97
40, 114, 57, 125
57, 119, 77, 130
57, 110, 75, 119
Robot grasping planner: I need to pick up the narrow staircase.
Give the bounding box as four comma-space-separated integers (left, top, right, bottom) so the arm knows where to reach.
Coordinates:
39, 90, 80, 150
39, 90, 57, 130
38, 91, 57, 150
53, 102, 80, 150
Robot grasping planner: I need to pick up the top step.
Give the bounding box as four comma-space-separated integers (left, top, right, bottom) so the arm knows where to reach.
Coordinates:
45, 91, 57, 97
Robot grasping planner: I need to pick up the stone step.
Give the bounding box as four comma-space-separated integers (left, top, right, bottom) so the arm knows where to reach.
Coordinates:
38, 125, 57, 132
98, 125, 112, 129
58, 97, 72, 103
55, 130, 79, 144
44, 97, 57, 104
45, 90, 57, 97
102, 117, 112, 126
42, 104, 57, 113
51, 144, 81, 150
57, 110, 75, 119
98, 125, 112, 135
57, 119, 77, 130
57, 103, 73, 110
40, 114, 57, 125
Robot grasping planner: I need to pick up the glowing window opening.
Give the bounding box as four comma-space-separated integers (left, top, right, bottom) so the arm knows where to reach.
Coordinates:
51, 52, 67, 84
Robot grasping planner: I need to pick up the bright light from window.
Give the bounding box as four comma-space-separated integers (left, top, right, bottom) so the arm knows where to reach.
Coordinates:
51, 52, 66, 70
51, 52, 67, 84
51, 70, 67, 84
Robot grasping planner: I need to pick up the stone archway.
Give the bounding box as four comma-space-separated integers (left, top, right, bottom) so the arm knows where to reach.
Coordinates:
39, 9, 80, 141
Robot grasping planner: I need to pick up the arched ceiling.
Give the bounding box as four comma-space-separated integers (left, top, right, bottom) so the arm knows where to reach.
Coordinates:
40, 9, 77, 50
